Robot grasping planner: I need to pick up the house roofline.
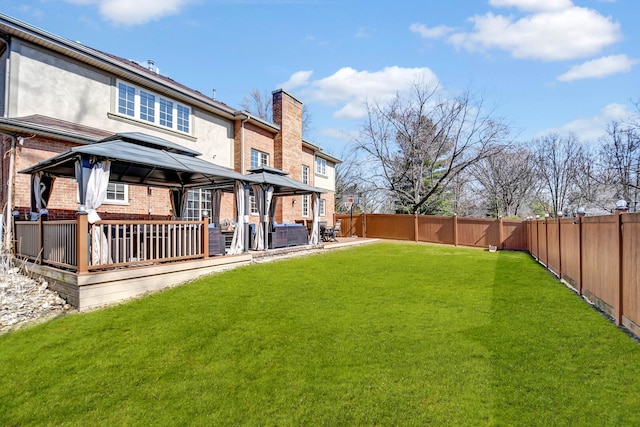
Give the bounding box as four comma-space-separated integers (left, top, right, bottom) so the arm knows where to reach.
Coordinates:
303, 140, 341, 164
0, 13, 240, 120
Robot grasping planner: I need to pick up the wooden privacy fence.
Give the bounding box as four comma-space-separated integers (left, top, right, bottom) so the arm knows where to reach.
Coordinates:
333, 213, 528, 250
335, 211, 640, 338
528, 213, 640, 336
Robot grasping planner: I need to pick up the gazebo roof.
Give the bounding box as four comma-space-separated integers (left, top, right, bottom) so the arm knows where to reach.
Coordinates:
247, 167, 326, 196
19, 133, 326, 195
19, 133, 253, 190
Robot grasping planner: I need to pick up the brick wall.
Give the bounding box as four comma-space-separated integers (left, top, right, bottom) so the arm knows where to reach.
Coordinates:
8, 135, 172, 220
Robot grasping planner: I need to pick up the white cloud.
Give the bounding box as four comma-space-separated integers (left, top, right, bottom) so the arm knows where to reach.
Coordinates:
557, 55, 638, 82
488, 0, 573, 12
449, 6, 621, 61
289, 66, 439, 120
544, 103, 636, 141
64, 0, 192, 25
279, 70, 314, 91
409, 23, 454, 39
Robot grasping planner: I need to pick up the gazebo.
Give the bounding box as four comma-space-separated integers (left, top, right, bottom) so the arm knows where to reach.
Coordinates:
13, 132, 325, 309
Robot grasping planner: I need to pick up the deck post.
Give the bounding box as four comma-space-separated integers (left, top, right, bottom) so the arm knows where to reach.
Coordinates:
203, 216, 209, 258
77, 212, 88, 274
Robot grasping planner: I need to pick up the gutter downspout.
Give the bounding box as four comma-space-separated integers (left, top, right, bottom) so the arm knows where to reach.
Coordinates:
240, 113, 250, 174
1, 131, 16, 251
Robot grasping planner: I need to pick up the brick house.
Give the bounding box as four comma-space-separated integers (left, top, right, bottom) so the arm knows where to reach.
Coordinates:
0, 13, 338, 235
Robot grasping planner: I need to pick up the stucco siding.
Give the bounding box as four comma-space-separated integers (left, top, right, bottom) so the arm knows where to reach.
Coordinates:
9, 41, 235, 169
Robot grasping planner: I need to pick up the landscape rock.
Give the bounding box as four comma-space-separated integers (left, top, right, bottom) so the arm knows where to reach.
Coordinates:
1, 253, 70, 333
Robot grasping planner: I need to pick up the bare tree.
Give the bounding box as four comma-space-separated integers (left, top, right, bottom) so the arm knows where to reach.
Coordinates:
598, 120, 640, 211
241, 88, 314, 138
532, 133, 587, 216
352, 83, 511, 214
471, 146, 538, 217
334, 149, 391, 213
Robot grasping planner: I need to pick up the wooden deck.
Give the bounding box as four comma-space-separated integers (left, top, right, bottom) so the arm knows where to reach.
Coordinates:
13, 216, 378, 311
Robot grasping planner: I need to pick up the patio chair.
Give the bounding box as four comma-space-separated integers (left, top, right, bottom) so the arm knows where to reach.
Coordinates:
333, 220, 342, 238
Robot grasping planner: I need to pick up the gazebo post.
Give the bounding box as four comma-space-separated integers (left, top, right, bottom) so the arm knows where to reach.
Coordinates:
243, 184, 250, 253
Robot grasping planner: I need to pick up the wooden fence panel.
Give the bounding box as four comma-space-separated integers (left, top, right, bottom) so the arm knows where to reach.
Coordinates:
622, 214, 640, 329
503, 220, 528, 250
559, 218, 581, 288
582, 216, 618, 314
457, 218, 500, 248
335, 213, 364, 237
365, 214, 414, 241
537, 221, 548, 267
417, 216, 453, 244
530, 220, 539, 259
546, 219, 560, 277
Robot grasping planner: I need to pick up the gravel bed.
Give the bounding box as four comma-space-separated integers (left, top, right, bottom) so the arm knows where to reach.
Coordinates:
1, 253, 72, 334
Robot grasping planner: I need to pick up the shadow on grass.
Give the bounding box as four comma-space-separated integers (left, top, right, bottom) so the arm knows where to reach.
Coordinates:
465, 250, 640, 426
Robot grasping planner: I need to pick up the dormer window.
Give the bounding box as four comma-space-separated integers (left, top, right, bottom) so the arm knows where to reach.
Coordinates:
116, 80, 191, 134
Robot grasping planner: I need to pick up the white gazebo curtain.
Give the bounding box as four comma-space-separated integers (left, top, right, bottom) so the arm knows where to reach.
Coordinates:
309, 192, 320, 244
31, 171, 55, 217
170, 189, 189, 219
251, 184, 265, 250
229, 181, 246, 255
74, 158, 112, 265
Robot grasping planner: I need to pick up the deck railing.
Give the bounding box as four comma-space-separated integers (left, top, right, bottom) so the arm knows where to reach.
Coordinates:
13, 216, 209, 272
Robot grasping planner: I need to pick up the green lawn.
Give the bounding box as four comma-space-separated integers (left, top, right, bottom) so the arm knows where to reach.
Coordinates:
1, 242, 640, 426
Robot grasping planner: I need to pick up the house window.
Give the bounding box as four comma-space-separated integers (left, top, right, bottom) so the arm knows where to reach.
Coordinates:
177, 104, 190, 133
140, 91, 155, 123
250, 195, 258, 214
251, 149, 269, 169
320, 199, 326, 216
302, 195, 309, 217
316, 157, 327, 175
117, 83, 135, 117
184, 189, 211, 221
159, 98, 173, 128
302, 165, 309, 184
115, 79, 191, 134
106, 183, 127, 203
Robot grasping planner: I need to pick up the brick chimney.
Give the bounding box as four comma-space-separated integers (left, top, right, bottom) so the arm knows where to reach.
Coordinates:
272, 89, 303, 180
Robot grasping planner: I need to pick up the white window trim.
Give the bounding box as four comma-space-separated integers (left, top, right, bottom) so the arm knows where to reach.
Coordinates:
116, 80, 191, 135
315, 157, 327, 176
302, 194, 310, 218
319, 199, 326, 216
103, 183, 129, 205
251, 149, 270, 169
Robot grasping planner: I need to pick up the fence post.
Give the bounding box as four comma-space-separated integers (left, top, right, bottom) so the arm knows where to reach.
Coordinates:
77, 213, 88, 274
615, 212, 624, 326
498, 216, 504, 249
453, 214, 458, 246
578, 215, 583, 295
558, 216, 563, 280
414, 213, 419, 243
544, 215, 549, 269
362, 212, 367, 238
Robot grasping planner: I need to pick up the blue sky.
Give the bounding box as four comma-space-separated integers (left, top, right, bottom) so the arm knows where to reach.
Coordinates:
2, 0, 638, 156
